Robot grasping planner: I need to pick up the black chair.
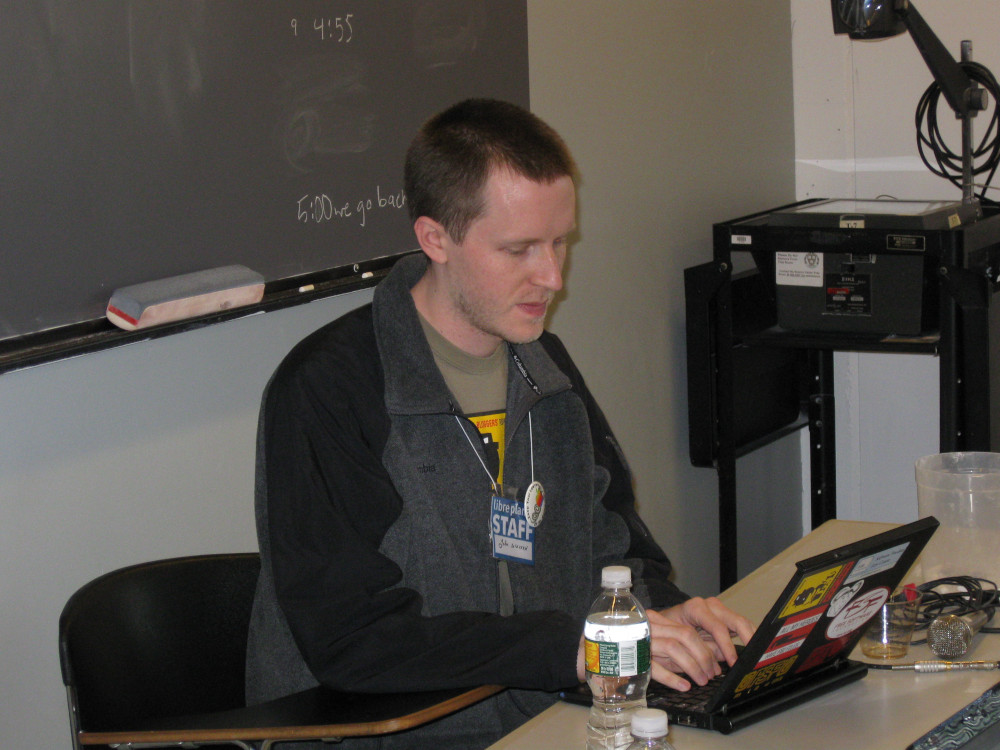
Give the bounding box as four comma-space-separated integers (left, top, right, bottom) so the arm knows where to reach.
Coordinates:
58, 553, 503, 750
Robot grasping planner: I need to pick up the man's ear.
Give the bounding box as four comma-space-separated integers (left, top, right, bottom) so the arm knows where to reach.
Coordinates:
413, 216, 451, 264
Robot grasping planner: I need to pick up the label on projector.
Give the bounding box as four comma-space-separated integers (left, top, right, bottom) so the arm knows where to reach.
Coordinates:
824, 273, 871, 317
776, 251, 823, 287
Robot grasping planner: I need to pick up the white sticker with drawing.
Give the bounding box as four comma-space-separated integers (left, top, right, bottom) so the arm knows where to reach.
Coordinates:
826, 586, 889, 639
775, 251, 823, 287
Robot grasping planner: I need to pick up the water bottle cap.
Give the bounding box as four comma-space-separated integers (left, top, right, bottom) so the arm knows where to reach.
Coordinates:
631, 708, 669, 737
601, 565, 632, 588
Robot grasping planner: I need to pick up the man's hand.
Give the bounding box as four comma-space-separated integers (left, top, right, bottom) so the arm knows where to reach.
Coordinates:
647, 598, 755, 691
574, 597, 754, 687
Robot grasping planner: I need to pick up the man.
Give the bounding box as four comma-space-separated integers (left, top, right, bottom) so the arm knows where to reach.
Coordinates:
246, 99, 753, 749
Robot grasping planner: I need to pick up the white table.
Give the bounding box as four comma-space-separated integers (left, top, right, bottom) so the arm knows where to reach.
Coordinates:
489, 520, 1000, 749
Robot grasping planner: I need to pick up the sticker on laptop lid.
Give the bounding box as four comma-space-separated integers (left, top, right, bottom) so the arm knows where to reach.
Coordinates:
756, 606, 825, 669
844, 542, 908, 584
826, 585, 890, 639
796, 633, 853, 672
827, 580, 864, 618
734, 656, 798, 698
779, 563, 852, 619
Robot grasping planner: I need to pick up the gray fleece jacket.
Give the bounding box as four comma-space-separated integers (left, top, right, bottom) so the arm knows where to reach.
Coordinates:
245, 253, 685, 748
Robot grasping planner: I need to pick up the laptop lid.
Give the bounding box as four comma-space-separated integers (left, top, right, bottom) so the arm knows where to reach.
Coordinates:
703, 516, 938, 714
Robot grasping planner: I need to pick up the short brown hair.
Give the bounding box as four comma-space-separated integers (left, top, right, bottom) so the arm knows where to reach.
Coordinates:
404, 99, 576, 244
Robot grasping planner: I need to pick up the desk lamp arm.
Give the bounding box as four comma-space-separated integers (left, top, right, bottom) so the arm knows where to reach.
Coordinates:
895, 0, 984, 118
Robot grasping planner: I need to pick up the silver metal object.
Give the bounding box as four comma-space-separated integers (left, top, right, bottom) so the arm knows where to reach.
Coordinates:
886, 660, 1000, 672
927, 611, 990, 658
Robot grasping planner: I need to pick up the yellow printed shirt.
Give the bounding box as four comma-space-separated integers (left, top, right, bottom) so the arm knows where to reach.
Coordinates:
469, 410, 506, 487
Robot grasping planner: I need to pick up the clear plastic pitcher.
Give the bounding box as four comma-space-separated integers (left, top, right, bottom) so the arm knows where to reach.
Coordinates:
915, 452, 1000, 583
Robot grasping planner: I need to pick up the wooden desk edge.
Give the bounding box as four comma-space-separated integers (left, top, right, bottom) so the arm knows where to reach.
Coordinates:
78, 684, 506, 745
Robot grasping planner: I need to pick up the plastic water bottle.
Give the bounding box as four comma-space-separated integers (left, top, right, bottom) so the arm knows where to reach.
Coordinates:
585, 565, 651, 750
625, 708, 676, 750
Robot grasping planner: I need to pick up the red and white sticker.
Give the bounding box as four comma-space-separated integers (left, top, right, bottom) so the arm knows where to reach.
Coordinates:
826, 586, 889, 639
756, 606, 824, 669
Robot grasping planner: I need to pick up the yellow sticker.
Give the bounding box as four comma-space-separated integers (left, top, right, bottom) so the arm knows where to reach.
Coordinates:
779, 565, 845, 619
734, 656, 797, 697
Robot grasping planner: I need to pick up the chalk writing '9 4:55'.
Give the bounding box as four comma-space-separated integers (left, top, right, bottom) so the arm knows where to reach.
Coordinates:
291, 15, 354, 42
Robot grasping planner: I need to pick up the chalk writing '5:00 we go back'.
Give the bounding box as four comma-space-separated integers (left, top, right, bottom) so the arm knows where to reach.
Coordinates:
297, 186, 406, 228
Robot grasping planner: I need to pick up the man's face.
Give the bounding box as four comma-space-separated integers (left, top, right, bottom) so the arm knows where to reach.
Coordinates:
435, 169, 575, 356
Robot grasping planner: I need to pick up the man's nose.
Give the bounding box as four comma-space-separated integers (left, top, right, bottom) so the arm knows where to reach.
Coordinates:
534, 244, 565, 291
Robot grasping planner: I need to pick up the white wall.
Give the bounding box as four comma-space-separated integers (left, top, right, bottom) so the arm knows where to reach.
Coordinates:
0, 4, 796, 747
791, 0, 1000, 523
0, 291, 373, 749
529, 0, 798, 589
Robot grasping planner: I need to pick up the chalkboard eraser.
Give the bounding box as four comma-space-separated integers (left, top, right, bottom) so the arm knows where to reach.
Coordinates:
106, 265, 265, 331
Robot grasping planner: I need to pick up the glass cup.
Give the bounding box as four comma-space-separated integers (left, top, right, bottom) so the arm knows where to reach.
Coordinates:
860, 587, 923, 659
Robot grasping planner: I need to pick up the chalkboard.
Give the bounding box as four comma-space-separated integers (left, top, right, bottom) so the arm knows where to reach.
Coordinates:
0, 0, 528, 344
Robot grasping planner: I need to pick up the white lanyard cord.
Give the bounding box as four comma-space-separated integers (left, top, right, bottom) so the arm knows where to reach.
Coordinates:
454, 411, 535, 493
528, 411, 535, 484
456, 415, 499, 495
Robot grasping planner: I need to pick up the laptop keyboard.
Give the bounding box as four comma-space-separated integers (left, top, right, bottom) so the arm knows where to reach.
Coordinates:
647, 663, 730, 713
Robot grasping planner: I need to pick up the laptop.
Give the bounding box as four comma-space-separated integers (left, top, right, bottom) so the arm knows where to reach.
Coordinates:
562, 516, 938, 734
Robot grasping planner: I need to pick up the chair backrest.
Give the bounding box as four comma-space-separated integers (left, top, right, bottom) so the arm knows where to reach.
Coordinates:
59, 553, 261, 733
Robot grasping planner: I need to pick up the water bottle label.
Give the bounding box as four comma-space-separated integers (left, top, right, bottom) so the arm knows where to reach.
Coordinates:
584, 636, 651, 677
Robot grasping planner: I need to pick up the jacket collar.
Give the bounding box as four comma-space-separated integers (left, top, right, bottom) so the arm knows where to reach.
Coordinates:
372, 253, 570, 417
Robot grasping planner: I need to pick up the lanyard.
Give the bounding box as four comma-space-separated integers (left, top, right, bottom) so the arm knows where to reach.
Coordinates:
456, 409, 546, 529
509, 348, 541, 395
456, 411, 542, 617
454, 412, 536, 493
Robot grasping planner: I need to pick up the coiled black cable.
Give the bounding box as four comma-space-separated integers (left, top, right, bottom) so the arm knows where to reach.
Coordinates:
915, 61, 1000, 208
909, 576, 1000, 646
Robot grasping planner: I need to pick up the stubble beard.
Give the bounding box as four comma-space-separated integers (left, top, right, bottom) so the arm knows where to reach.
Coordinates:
453, 286, 547, 347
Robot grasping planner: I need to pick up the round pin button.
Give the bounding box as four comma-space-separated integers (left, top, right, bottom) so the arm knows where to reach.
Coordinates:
524, 480, 545, 528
